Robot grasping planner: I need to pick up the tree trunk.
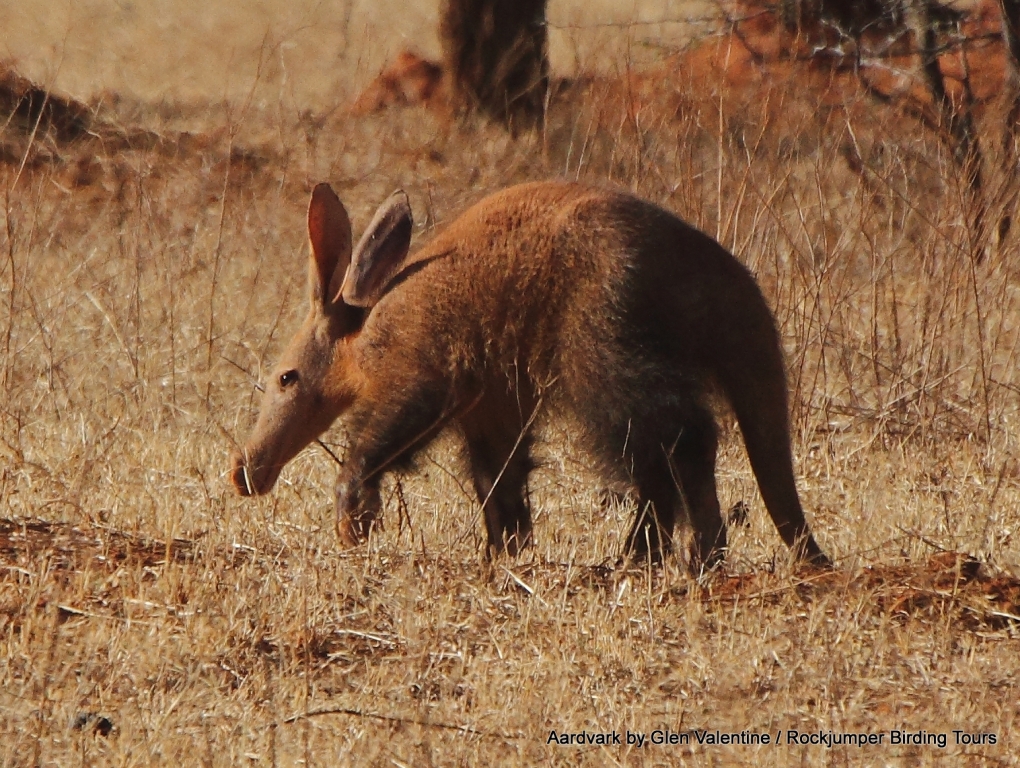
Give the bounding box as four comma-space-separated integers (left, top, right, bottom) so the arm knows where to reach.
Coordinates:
913, 0, 986, 257
779, 0, 906, 36
439, 0, 548, 131
998, 0, 1020, 243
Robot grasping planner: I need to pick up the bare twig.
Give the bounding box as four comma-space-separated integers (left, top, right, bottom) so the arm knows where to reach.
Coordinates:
281, 706, 521, 742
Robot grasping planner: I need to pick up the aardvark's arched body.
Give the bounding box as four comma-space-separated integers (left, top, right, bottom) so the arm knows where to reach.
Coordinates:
231, 181, 829, 569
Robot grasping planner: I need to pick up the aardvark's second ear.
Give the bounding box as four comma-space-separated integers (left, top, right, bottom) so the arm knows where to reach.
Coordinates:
339, 190, 413, 308
307, 183, 353, 308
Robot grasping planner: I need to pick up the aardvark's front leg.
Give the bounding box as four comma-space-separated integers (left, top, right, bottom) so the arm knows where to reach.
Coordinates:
335, 462, 382, 547
333, 379, 460, 547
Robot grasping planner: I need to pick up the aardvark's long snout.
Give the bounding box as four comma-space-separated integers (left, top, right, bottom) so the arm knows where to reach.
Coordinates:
230, 452, 282, 497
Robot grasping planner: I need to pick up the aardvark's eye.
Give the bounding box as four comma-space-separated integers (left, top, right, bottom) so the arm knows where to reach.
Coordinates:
279, 370, 299, 388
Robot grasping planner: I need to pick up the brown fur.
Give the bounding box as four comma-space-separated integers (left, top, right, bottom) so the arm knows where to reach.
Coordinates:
232, 181, 830, 569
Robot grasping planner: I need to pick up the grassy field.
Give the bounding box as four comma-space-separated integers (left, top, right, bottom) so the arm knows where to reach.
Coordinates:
2, 1, 1020, 765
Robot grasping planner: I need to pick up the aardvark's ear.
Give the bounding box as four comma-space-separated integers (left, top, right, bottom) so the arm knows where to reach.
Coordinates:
307, 183, 353, 309
339, 190, 413, 308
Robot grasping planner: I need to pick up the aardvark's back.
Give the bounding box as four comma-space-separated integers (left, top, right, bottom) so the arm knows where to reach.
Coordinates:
377, 181, 785, 415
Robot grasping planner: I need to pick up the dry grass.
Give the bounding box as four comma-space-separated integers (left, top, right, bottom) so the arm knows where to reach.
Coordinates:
2, 1, 1020, 765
